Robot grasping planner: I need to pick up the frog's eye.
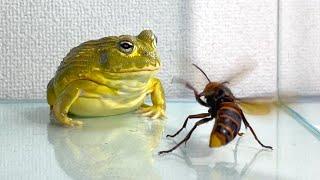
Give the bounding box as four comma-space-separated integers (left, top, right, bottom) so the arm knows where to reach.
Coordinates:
119, 41, 134, 53
154, 35, 158, 45
152, 35, 157, 48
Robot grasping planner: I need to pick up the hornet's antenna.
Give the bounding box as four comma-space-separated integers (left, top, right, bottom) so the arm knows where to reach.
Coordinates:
192, 63, 211, 82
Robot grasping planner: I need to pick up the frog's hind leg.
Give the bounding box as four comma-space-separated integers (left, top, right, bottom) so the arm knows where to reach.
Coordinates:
52, 84, 83, 127
47, 78, 56, 108
47, 78, 57, 122
52, 80, 118, 127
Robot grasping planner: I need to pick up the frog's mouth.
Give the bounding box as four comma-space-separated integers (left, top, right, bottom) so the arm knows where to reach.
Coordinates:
115, 67, 159, 73
106, 61, 160, 74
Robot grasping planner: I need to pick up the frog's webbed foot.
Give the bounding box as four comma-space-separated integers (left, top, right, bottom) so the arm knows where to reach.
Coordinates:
54, 115, 83, 127
61, 118, 83, 127
52, 106, 83, 127
137, 104, 166, 120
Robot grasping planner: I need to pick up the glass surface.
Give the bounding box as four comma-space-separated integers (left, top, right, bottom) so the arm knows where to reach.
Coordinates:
278, 1, 320, 134
1, 101, 319, 179
287, 102, 320, 130
283, 100, 320, 137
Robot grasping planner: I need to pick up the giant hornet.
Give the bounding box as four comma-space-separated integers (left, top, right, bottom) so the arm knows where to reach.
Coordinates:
159, 64, 273, 154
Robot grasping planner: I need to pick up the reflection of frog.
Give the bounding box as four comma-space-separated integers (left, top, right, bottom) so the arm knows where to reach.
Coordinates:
47, 114, 164, 179
47, 30, 166, 126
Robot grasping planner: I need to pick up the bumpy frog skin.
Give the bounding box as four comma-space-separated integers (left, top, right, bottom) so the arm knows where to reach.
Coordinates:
47, 30, 166, 126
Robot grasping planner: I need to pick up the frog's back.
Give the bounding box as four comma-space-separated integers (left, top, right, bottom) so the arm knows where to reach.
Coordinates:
52, 37, 116, 93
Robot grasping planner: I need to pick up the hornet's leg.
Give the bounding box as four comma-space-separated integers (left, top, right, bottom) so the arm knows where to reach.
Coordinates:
241, 112, 273, 149
185, 82, 209, 107
167, 113, 210, 138
172, 78, 208, 107
159, 117, 213, 155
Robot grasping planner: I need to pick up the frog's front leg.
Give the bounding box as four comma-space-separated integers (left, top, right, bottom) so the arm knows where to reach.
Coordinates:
138, 78, 166, 119
52, 80, 117, 127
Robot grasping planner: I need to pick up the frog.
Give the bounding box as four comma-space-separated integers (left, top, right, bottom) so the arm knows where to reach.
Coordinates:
47, 30, 166, 127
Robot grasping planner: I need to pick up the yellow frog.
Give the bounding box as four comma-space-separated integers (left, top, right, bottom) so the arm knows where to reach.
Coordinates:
47, 30, 166, 127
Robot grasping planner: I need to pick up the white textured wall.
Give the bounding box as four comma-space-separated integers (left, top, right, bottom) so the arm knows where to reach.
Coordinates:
279, 0, 320, 97
0, 0, 278, 99
183, 0, 277, 98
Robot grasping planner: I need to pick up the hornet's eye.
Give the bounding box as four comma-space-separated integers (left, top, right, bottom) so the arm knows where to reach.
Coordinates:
217, 89, 224, 97
119, 41, 134, 53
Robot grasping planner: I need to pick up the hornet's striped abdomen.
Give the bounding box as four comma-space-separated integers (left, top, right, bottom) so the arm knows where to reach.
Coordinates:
209, 102, 242, 147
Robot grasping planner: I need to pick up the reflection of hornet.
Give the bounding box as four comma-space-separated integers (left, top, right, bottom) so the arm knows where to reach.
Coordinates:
178, 137, 267, 179
159, 64, 272, 154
